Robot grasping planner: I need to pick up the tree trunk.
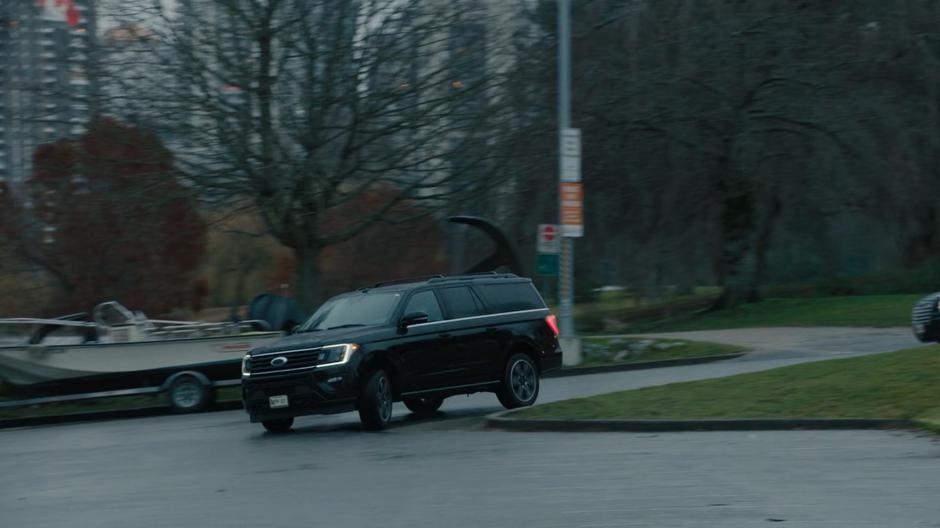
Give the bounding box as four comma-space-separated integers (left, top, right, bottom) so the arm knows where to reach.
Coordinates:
294, 242, 321, 314
902, 204, 939, 269
749, 191, 783, 302
230, 268, 248, 319
712, 158, 759, 310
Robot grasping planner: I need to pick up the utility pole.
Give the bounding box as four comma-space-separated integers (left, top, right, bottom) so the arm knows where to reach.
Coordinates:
557, 0, 582, 365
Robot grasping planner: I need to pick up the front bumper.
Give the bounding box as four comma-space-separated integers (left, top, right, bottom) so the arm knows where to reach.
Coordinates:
241, 365, 358, 421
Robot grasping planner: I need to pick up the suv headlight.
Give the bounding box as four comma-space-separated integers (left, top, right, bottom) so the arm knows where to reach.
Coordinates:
318, 343, 359, 367
241, 354, 251, 377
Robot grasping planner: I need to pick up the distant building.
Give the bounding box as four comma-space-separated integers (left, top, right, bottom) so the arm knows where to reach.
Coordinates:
0, 0, 97, 190
96, 21, 163, 126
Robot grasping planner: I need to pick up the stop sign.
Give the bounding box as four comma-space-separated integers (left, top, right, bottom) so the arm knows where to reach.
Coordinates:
543, 225, 556, 240
537, 224, 561, 254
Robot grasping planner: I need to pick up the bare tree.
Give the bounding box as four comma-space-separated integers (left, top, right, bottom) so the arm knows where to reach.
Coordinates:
103, 0, 518, 310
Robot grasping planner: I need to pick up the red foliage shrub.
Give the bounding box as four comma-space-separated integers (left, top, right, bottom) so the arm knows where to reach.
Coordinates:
5, 116, 207, 315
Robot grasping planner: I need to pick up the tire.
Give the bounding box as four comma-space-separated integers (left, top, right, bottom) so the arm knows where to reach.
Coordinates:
403, 396, 444, 415
358, 369, 394, 431
496, 353, 540, 409
167, 374, 213, 413
262, 418, 294, 434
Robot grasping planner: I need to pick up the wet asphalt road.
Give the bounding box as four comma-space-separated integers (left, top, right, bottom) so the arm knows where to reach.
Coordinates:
2, 327, 939, 527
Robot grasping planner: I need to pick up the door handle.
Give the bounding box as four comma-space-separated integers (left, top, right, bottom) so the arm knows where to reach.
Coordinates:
439, 333, 453, 339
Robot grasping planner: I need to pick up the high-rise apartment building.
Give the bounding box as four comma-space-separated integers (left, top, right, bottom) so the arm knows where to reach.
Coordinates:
0, 0, 97, 189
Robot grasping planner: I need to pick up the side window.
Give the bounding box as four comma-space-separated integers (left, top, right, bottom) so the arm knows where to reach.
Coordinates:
403, 290, 443, 322
476, 282, 546, 313
438, 287, 483, 319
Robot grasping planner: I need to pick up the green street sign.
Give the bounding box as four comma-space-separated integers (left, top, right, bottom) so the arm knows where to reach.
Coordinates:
536, 254, 560, 276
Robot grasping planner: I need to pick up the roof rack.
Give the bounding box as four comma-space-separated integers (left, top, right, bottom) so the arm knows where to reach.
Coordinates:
362, 272, 520, 290
427, 272, 518, 283
369, 275, 445, 288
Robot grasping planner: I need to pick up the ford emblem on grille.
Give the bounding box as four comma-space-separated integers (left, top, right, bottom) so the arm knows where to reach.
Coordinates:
270, 356, 288, 367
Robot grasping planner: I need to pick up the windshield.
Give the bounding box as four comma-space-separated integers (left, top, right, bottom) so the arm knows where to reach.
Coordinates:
300, 291, 403, 331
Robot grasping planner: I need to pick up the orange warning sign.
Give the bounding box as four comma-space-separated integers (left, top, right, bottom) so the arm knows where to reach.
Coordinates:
560, 182, 583, 237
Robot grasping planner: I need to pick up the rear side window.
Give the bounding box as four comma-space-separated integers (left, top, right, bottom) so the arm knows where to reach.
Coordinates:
438, 287, 484, 319
403, 290, 443, 322
475, 282, 546, 313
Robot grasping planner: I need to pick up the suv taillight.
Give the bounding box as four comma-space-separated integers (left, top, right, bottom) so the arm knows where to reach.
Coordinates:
545, 314, 560, 337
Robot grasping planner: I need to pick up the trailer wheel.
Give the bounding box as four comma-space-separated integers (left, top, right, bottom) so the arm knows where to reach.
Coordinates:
167, 374, 213, 412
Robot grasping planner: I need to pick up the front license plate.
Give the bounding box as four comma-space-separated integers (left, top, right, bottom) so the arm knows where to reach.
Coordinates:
269, 395, 289, 409
916, 324, 925, 334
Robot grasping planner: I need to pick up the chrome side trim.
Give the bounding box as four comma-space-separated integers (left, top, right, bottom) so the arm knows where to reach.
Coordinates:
408, 308, 549, 329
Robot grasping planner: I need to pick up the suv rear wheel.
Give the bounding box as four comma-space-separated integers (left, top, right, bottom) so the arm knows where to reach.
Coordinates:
358, 369, 393, 431
403, 396, 444, 415
497, 353, 539, 409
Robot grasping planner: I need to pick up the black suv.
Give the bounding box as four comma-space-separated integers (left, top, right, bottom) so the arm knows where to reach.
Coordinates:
240, 273, 562, 432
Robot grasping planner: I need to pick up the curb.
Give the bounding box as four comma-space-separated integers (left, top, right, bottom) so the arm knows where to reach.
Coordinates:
544, 352, 746, 378
914, 418, 940, 435
0, 400, 243, 430
484, 411, 915, 432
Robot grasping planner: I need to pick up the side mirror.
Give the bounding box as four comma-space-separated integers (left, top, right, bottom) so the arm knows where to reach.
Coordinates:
400, 311, 429, 329
289, 325, 300, 335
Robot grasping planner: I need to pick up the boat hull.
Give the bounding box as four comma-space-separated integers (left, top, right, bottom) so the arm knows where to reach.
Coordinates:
0, 332, 282, 395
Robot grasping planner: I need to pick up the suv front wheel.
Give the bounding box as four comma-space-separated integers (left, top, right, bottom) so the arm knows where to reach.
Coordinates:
497, 353, 540, 409
358, 369, 394, 431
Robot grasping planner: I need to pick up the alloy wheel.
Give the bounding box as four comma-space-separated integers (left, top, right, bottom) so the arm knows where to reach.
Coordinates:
377, 375, 392, 422
510, 359, 536, 402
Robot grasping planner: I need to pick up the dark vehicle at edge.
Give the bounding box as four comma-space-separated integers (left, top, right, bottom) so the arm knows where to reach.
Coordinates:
912, 292, 940, 342
240, 273, 562, 432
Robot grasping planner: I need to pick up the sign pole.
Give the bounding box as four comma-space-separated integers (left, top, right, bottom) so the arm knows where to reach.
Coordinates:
558, 0, 574, 338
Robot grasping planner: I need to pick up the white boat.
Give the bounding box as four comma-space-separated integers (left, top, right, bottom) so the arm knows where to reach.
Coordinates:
0, 302, 283, 411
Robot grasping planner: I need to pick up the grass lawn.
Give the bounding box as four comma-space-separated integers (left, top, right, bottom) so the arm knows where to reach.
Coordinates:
518, 345, 940, 423
0, 387, 242, 420
578, 337, 746, 367
917, 408, 940, 434
579, 294, 927, 333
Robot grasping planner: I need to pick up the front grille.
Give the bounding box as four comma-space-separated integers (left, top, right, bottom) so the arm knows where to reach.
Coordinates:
249, 347, 324, 376
912, 295, 938, 326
